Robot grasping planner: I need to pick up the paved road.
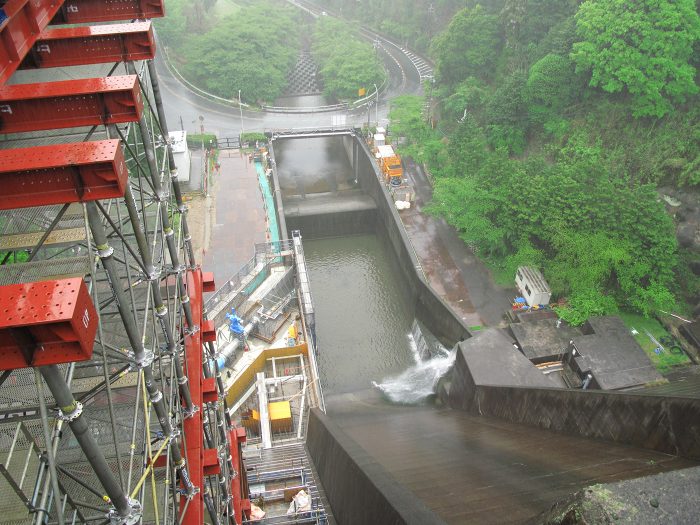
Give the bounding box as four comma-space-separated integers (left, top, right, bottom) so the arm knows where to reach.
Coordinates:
402, 157, 515, 327
155, 51, 362, 136
153, 24, 424, 137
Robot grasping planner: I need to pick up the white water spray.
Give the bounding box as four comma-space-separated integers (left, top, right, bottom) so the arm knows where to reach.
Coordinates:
373, 322, 456, 404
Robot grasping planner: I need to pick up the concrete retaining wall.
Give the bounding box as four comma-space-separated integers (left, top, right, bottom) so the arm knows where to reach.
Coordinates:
306, 408, 445, 525
448, 349, 700, 459
286, 208, 377, 238
267, 140, 288, 240
349, 135, 471, 348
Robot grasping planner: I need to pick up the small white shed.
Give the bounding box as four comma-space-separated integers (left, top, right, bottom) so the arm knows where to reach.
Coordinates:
515, 266, 551, 307
374, 133, 386, 147
168, 130, 191, 182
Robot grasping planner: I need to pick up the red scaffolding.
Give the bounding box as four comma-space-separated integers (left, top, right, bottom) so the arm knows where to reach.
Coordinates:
0, 1, 247, 523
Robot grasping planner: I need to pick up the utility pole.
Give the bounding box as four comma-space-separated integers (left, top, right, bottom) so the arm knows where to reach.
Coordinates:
367, 99, 371, 136
374, 83, 379, 124
238, 89, 244, 137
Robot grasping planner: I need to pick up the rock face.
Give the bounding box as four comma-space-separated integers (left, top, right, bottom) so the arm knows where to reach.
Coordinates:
534, 466, 700, 525
660, 187, 700, 316
660, 186, 700, 256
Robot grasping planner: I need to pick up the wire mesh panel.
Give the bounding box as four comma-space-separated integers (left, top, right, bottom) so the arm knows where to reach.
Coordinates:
0, 256, 92, 286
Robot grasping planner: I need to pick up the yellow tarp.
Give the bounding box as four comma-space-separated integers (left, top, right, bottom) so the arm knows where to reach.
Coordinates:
269, 401, 291, 421
269, 400, 292, 433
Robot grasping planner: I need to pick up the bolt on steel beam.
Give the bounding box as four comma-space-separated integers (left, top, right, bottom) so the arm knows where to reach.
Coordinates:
0, 0, 66, 84
19, 22, 155, 70
50, 0, 164, 25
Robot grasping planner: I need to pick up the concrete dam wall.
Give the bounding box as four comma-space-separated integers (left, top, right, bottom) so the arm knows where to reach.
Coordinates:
268, 131, 700, 524
448, 339, 700, 460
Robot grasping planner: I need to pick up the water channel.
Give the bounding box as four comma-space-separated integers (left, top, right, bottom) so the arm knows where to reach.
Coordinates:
274, 136, 419, 396
274, 136, 356, 197
305, 235, 415, 394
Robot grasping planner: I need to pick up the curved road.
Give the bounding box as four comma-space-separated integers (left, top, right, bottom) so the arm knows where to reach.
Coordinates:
154, 13, 429, 136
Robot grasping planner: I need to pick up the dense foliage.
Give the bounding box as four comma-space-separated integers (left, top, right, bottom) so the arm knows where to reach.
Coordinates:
308, 0, 465, 52
156, 0, 301, 103
388, 0, 700, 323
311, 18, 386, 100
431, 6, 501, 84
571, 0, 700, 118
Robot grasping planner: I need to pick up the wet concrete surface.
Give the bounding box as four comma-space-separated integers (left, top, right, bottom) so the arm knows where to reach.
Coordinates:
324, 390, 697, 524
401, 157, 514, 327
203, 149, 267, 286
283, 190, 376, 217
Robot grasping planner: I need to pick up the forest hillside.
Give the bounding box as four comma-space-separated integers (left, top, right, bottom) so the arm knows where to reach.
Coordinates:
328, 0, 700, 323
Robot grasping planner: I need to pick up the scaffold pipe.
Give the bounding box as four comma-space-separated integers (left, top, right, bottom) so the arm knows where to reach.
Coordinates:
147, 59, 196, 268
40, 365, 139, 524
85, 202, 195, 498
120, 183, 195, 417
125, 62, 195, 331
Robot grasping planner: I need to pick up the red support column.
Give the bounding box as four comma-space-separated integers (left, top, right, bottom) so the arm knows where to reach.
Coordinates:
51, 0, 164, 25
0, 0, 66, 84
182, 269, 205, 525
19, 21, 154, 70
230, 427, 250, 523
0, 75, 143, 133
0, 139, 128, 209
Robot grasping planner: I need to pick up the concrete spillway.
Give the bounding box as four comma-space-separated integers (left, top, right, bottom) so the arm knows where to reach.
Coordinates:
310, 390, 696, 524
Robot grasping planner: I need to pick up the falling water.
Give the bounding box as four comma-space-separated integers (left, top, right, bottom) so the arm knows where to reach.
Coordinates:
373, 321, 456, 404
410, 320, 429, 361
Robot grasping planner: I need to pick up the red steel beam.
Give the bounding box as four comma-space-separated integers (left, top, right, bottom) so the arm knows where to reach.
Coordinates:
0, 0, 66, 84
182, 268, 205, 525
0, 75, 143, 133
0, 139, 128, 209
0, 277, 98, 369
19, 21, 154, 70
51, 0, 164, 24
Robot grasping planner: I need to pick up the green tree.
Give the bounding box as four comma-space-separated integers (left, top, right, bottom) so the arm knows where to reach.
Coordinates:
442, 77, 487, 121
571, 0, 700, 117
312, 18, 386, 100
526, 53, 579, 133
446, 113, 488, 178
484, 71, 528, 153
431, 5, 502, 85
388, 95, 447, 167
181, 3, 301, 103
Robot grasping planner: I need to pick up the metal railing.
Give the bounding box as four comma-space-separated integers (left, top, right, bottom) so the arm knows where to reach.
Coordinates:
205, 240, 295, 326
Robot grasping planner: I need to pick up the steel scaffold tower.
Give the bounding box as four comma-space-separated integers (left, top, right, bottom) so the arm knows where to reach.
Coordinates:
0, 1, 250, 524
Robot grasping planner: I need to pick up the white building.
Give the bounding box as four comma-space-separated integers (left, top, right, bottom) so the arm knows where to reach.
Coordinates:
515, 266, 551, 307
168, 130, 191, 182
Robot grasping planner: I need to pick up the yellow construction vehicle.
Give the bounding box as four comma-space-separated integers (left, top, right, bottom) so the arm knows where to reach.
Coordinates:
376, 144, 403, 186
